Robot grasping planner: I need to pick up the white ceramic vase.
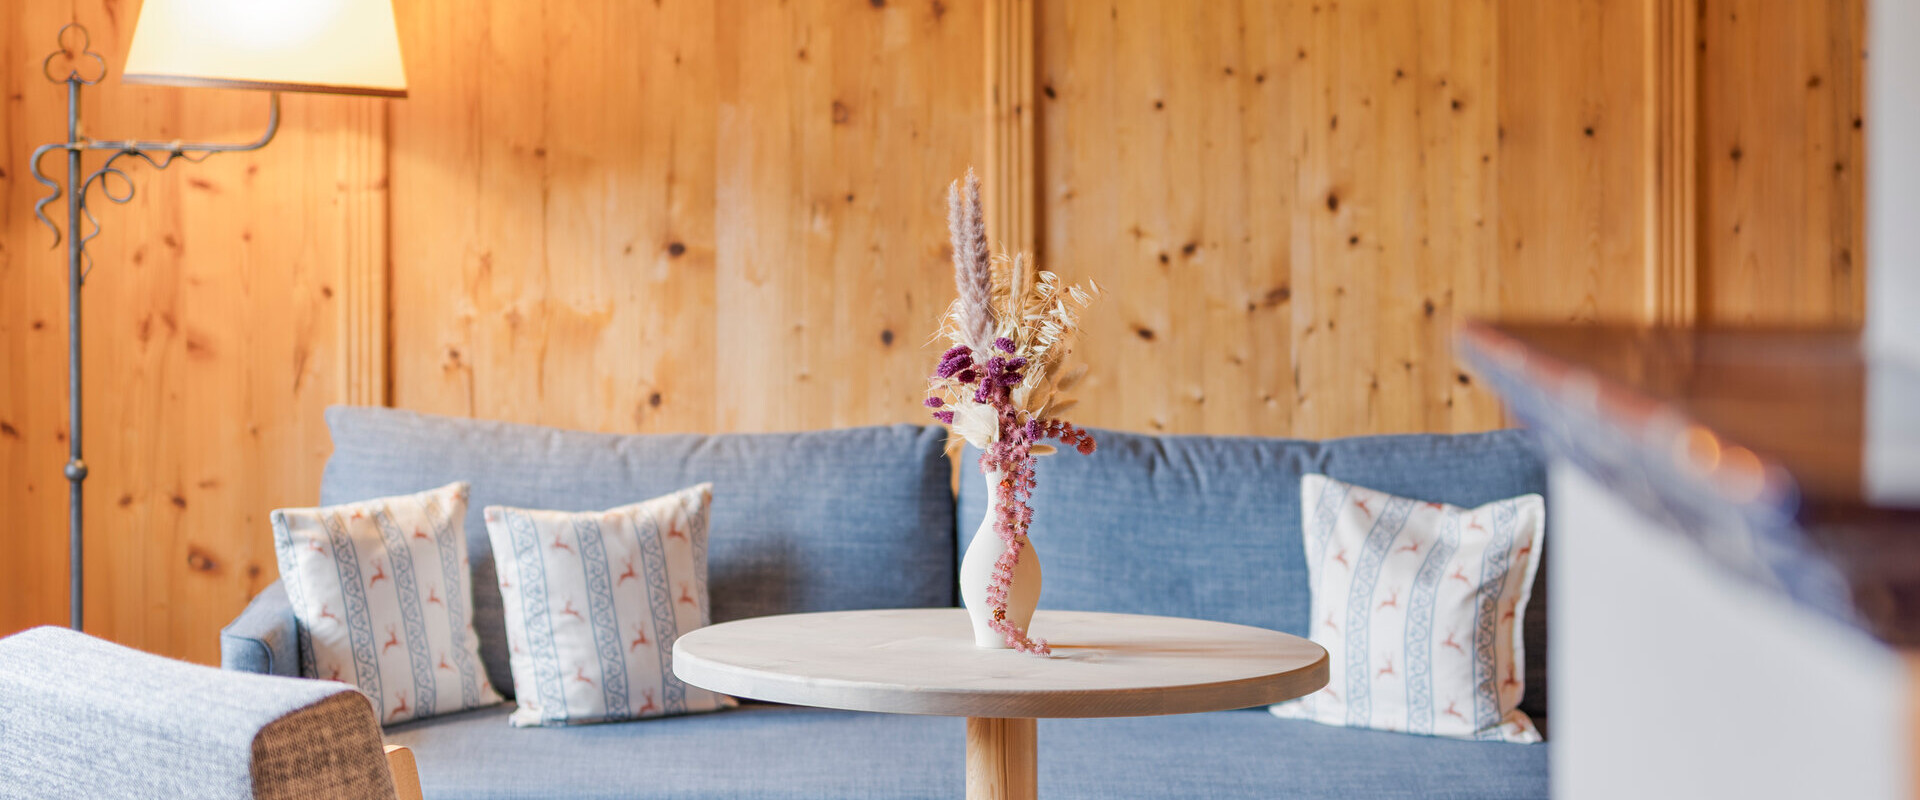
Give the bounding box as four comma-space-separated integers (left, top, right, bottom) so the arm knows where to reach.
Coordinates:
958, 469, 1042, 648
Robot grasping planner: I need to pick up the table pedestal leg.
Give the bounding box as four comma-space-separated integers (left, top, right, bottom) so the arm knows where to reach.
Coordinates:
965, 717, 1036, 800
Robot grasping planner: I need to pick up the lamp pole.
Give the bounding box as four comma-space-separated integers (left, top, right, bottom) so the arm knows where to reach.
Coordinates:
62, 67, 83, 633
31, 24, 280, 631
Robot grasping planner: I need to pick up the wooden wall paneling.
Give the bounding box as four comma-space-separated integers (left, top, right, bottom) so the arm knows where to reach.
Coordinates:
712, 0, 983, 433
1417, 0, 1503, 432
1292, 0, 1509, 437
1056, 0, 1181, 435
1036, 1, 1300, 439
387, 0, 486, 422
1235, 0, 1301, 440
0, 0, 76, 636
2, 0, 1875, 660
1698, 0, 1865, 326
711, 0, 803, 433
391, 0, 721, 434
1293, 0, 1408, 438
395, 0, 585, 428
1032, 0, 1123, 434
1496, 0, 1652, 328
1037, 0, 1514, 440
1124, 0, 1215, 437
1198, 0, 1288, 439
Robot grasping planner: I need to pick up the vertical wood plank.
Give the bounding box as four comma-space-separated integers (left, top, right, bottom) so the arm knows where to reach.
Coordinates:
1496, 0, 1652, 327
1698, 0, 1865, 326
0, 0, 79, 640
713, 0, 982, 434
390, 0, 721, 434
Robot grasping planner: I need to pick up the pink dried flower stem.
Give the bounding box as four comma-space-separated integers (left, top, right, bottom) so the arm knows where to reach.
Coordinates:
927, 345, 1097, 655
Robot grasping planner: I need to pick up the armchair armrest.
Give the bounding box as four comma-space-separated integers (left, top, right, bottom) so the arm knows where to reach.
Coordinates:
0, 626, 397, 799
222, 580, 300, 677
385, 746, 424, 800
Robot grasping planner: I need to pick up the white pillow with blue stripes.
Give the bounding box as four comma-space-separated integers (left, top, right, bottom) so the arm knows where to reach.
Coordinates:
1271, 474, 1544, 742
484, 484, 735, 727
271, 481, 503, 726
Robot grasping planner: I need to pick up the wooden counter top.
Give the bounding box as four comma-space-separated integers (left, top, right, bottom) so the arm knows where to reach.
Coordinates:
1458, 322, 1920, 645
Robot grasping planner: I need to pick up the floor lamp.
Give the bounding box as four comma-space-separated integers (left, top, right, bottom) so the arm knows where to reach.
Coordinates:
29, 0, 407, 630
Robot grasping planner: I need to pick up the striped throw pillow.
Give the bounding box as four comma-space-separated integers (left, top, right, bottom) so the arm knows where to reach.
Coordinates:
1270, 474, 1544, 742
484, 484, 735, 727
271, 481, 503, 725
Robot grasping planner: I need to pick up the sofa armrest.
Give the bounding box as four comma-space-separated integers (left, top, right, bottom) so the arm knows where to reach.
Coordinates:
385, 746, 424, 800
222, 581, 300, 677
0, 626, 397, 799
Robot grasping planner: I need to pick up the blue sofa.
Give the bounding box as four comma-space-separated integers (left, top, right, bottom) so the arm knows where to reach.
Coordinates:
224, 406, 1549, 799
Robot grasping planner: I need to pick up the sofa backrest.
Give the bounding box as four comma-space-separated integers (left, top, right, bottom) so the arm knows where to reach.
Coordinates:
959, 428, 1551, 722
321, 406, 956, 700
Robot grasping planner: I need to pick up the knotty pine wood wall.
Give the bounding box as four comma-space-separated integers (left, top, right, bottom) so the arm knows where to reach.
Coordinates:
0, 0, 1865, 662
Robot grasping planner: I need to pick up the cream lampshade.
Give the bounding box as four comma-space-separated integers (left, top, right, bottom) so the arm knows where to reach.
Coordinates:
122, 0, 407, 97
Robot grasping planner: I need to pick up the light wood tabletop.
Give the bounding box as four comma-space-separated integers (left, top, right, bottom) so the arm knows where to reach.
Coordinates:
673, 608, 1328, 800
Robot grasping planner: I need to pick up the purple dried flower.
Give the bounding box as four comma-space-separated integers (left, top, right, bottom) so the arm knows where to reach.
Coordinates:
957, 369, 977, 384
933, 410, 955, 424
924, 397, 945, 408
1025, 420, 1041, 440
995, 337, 1016, 353
934, 348, 974, 379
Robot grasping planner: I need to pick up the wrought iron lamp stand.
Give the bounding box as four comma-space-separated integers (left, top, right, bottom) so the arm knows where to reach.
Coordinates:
30, 24, 282, 630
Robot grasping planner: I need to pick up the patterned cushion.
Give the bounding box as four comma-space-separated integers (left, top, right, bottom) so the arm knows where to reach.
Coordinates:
484, 485, 735, 726
272, 482, 504, 725
1270, 474, 1543, 742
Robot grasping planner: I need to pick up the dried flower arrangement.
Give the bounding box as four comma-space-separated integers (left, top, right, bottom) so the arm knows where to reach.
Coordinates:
925, 170, 1101, 655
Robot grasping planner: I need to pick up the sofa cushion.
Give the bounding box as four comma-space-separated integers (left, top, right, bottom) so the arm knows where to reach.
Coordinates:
271, 481, 504, 724
1270, 474, 1544, 742
484, 487, 735, 726
960, 428, 1550, 722
384, 704, 1544, 800
323, 406, 955, 699
1042, 711, 1546, 799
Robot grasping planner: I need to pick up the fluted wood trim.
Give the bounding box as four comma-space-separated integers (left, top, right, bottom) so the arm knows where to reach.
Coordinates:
342, 101, 391, 406
1647, 0, 1700, 324
985, 0, 1036, 257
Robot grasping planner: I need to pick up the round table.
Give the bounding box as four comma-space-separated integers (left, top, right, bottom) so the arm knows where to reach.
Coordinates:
672, 608, 1328, 800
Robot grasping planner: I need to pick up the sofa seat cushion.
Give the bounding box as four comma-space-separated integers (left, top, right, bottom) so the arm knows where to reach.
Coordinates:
385, 704, 1545, 800
1045, 712, 1546, 800
386, 703, 961, 800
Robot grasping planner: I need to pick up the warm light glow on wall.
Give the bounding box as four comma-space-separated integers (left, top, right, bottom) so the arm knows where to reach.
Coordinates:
122, 0, 407, 97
